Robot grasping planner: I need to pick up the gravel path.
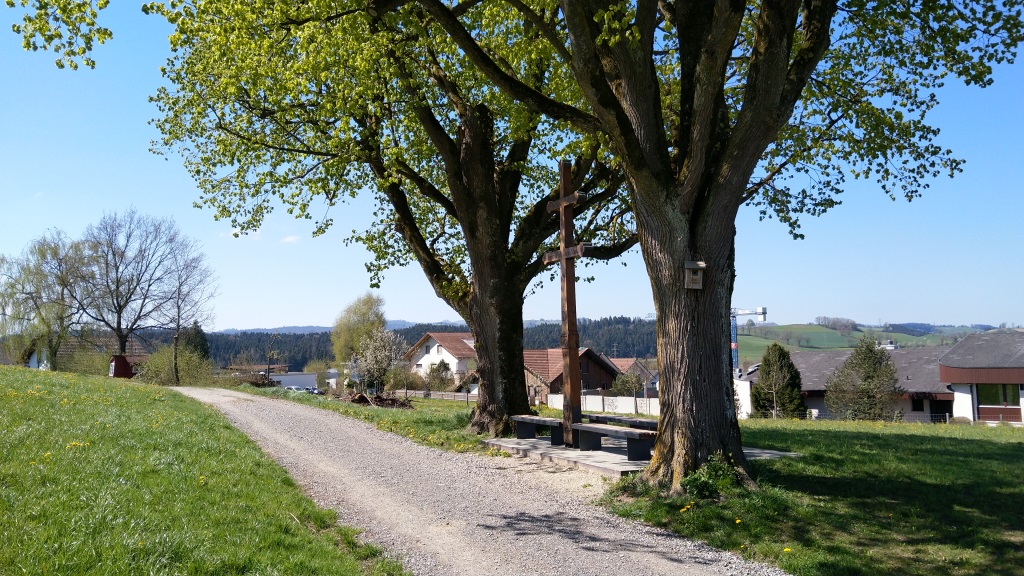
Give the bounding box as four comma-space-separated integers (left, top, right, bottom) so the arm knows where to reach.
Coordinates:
173, 387, 789, 576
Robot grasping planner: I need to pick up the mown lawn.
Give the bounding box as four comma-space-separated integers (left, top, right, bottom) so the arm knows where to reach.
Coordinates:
0, 366, 408, 575
602, 418, 1024, 576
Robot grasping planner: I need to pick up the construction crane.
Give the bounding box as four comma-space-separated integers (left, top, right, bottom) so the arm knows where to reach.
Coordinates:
731, 306, 767, 374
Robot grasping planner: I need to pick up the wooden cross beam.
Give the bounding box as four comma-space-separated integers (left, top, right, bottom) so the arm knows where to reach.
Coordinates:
544, 160, 585, 448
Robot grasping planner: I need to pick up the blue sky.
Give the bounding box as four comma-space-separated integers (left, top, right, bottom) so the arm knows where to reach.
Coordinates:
2, 5, 1022, 331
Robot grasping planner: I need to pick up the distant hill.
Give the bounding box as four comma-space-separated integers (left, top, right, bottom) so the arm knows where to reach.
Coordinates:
202, 318, 983, 370
216, 325, 330, 335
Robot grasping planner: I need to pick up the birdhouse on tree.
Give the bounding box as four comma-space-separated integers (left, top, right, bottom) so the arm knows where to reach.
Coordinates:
684, 261, 706, 290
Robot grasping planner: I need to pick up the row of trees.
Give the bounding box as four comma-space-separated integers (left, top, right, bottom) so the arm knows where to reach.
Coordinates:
751, 339, 904, 420
814, 317, 860, 336
0, 210, 216, 384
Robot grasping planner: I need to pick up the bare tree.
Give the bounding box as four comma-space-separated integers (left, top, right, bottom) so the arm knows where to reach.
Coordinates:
73, 210, 188, 354
161, 236, 217, 385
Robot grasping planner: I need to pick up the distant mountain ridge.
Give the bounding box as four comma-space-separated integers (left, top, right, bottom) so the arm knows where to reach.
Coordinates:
216, 318, 556, 334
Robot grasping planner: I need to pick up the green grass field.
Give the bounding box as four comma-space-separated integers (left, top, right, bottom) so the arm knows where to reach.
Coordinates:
0, 366, 408, 575
240, 385, 517, 452
737, 324, 968, 365
8, 365, 1020, 576
604, 419, 1024, 576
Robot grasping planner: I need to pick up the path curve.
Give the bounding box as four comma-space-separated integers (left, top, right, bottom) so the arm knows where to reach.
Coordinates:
174, 387, 787, 576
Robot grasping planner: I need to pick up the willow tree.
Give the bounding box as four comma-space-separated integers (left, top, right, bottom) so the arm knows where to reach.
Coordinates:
361, 0, 1022, 485
147, 1, 636, 434
0, 231, 83, 369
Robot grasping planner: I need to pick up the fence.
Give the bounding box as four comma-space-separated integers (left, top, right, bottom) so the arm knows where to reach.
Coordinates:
744, 409, 965, 424
394, 390, 478, 403
547, 393, 661, 416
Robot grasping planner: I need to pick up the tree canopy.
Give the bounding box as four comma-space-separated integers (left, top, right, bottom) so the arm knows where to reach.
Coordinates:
752, 343, 804, 418
825, 336, 905, 420
332, 293, 387, 364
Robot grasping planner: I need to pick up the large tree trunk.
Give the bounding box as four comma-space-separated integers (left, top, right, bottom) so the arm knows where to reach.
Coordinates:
466, 271, 532, 435
638, 197, 752, 488
453, 105, 533, 435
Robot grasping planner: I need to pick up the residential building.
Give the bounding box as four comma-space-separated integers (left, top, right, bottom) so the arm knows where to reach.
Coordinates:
404, 332, 478, 386
736, 347, 953, 422
939, 332, 1024, 424
607, 356, 658, 397
523, 348, 620, 405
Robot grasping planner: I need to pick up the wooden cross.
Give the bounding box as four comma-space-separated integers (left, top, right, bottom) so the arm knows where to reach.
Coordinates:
543, 160, 585, 448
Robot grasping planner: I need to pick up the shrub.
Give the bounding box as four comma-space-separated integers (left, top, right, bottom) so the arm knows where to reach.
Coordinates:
303, 359, 331, 391
753, 343, 805, 418
385, 367, 423, 392
136, 345, 214, 386
680, 454, 737, 500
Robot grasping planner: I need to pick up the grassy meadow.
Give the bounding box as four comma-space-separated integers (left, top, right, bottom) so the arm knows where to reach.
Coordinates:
239, 385, 522, 455
737, 324, 967, 365
605, 418, 1024, 576
0, 366, 408, 575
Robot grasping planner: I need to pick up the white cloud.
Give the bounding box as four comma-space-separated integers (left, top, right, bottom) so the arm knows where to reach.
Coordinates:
281, 235, 301, 244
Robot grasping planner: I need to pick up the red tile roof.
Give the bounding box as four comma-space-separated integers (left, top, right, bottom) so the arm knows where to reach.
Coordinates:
609, 358, 638, 372
523, 349, 565, 382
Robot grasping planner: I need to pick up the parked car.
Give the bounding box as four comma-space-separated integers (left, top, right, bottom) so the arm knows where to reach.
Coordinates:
284, 386, 304, 392
305, 387, 324, 395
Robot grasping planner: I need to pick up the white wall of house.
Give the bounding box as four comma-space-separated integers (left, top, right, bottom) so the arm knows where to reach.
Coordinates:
804, 397, 825, 419
950, 384, 975, 420
733, 379, 752, 419
270, 373, 317, 389
28, 350, 50, 370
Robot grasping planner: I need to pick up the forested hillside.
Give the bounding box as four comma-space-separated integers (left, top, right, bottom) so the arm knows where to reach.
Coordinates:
136, 317, 977, 371
142, 330, 333, 371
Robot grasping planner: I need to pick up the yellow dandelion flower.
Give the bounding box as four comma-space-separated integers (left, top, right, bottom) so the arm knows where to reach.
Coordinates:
783, 547, 792, 553
735, 518, 742, 524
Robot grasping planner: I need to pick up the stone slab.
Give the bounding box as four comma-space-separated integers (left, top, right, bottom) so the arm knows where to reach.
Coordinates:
483, 437, 799, 479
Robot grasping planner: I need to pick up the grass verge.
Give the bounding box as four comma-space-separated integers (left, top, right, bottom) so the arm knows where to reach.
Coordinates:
601, 418, 1024, 576
0, 366, 408, 575
238, 385, 510, 454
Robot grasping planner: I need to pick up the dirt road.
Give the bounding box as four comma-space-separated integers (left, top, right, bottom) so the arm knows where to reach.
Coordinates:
174, 387, 787, 576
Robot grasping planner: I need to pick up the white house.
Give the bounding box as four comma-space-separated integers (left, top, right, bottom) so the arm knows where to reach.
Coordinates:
404, 332, 478, 386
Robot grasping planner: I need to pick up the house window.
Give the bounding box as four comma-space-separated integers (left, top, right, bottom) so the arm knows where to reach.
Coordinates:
437, 345, 444, 355
424, 345, 430, 355
415, 363, 422, 369
911, 398, 924, 412
580, 360, 589, 374
977, 384, 1021, 407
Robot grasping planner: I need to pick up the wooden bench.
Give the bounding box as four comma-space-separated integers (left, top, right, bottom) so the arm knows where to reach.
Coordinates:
571, 422, 656, 461
510, 415, 564, 445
